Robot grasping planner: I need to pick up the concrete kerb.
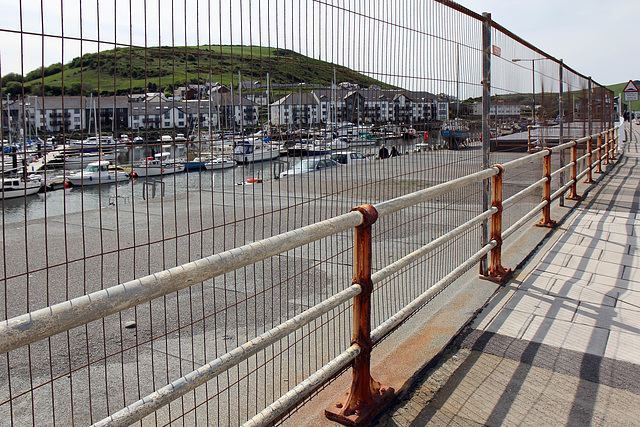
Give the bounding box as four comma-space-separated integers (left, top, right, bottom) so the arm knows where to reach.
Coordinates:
283, 153, 623, 427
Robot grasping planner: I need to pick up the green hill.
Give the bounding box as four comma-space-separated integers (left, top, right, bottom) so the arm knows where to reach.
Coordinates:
2, 45, 394, 96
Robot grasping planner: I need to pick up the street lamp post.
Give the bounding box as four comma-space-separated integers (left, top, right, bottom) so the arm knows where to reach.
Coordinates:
512, 58, 543, 125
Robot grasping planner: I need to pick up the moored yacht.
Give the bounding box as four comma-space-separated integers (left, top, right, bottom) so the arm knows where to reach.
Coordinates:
66, 161, 130, 186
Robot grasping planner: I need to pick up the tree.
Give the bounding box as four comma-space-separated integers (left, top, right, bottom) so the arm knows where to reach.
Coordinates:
5, 81, 23, 97
1, 72, 22, 87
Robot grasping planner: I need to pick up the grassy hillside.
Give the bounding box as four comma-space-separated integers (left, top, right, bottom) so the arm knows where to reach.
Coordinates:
3, 45, 394, 96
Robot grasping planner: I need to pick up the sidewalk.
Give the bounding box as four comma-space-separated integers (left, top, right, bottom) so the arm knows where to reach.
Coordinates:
375, 127, 640, 426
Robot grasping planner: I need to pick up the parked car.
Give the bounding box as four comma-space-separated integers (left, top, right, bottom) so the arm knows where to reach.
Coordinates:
279, 157, 340, 178
330, 151, 370, 166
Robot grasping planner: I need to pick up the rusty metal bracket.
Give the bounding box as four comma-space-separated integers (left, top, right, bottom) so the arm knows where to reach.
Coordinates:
480, 165, 512, 284
325, 204, 394, 426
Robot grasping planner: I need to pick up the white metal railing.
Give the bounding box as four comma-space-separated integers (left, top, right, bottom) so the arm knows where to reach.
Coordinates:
0, 126, 621, 427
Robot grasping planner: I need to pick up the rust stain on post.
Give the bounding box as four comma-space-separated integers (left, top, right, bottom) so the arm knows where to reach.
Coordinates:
609, 129, 617, 161
603, 131, 610, 166
595, 134, 603, 173
567, 143, 580, 200
584, 136, 595, 184
481, 165, 512, 283
536, 149, 556, 228
325, 204, 394, 426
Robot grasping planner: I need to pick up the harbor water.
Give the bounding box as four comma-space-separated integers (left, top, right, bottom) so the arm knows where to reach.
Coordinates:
1, 135, 439, 224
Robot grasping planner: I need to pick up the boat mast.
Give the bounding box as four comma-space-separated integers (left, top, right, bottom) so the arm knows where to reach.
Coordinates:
238, 71, 243, 138
7, 95, 13, 147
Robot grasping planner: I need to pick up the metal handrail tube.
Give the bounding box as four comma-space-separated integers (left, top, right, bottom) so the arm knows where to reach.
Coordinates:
371, 208, 497, 285
374, 168, 498, 218
576, 166, 590, 182
0, 211, 363, 355
577, 151, 591, 164
502, 177, 547, 210
370, 241, 497, 344
550, 140, 576, 153
242, 345, 361, 427
503, 200, 548, 240
93, 284, 363, 427
500, 149, 548, 173
551, 181, 574, 201
550, 162, 574, 179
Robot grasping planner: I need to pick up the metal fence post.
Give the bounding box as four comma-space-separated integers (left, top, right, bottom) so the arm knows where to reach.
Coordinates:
558, 60, 565, 207
527, 125, 532, 152
595, 133, 603, 173
325, 204, 394, 426
584, 136, 594, 184
480, 12, 492, 277
603, 130, 610, 166
536, 148, 556, 228
567, 143, 580, 200
482, 165, 512, 283
609, 129, 617, 161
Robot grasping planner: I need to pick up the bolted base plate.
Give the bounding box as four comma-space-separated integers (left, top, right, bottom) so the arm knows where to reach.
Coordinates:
480, 267, 513, 285
325, 386, 395, 426
535, 219, 557, 229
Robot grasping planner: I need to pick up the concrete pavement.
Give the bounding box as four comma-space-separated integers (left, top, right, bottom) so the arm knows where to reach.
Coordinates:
375, 125, 640, 426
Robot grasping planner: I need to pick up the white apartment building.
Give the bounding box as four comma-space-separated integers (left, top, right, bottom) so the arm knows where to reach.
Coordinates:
269, 89, 449, 127
472, 101, 524, 117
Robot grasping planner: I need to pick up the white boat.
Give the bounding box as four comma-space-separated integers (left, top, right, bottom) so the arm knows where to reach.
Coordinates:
66, 161, 129, 186
204, 157, 236, 170
1, 176, 42, 199
68, 135, 117, 150
55, 151, 117, 169
133, 152, 186, 177
232, 139, 281, 164
183, 155, 212, 171
329, 137, 350, 150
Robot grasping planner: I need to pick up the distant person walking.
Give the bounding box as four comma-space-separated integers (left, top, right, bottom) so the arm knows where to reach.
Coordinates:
379, 144, 389, 159
390, 145, 399, 157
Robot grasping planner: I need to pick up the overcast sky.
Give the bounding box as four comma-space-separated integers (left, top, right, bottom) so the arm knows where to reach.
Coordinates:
454, 0, 639, 87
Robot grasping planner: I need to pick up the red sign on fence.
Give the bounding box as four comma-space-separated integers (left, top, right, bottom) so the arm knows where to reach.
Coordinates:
492, 45, 501, 57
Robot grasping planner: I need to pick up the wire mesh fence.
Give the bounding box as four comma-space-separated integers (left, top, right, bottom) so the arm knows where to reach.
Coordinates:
0, 0, 614, 425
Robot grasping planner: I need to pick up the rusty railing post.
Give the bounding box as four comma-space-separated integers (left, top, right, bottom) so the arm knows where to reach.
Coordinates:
481, 165, 512, 283
325, 204, 394, 426
595, 133, 603, 173
584, 136, 594, 184
536, 148, 556, 228
603, 130, 610, 166
567, 142, 580, 200
609, 128, 617, 161
527, 125, 532, 152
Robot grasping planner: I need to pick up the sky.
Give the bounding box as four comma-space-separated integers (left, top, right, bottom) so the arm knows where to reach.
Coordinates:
1, 0, 637, 91
453, 0, 640, 87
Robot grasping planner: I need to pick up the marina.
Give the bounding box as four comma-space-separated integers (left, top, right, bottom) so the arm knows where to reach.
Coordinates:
0, 132, 447, 224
